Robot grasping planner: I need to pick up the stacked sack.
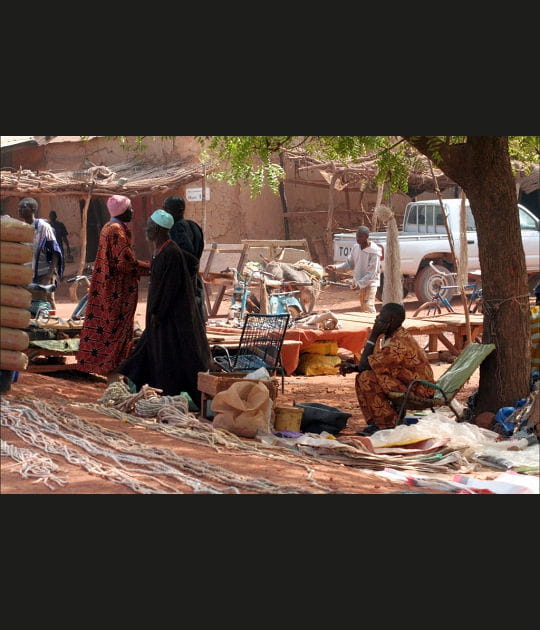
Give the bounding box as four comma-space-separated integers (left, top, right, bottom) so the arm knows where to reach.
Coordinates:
0, 215, 34, 392
296, 340, 341, 376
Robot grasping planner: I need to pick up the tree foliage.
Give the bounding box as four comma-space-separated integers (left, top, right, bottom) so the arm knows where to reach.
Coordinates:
197, 136, 538, 197
96, 135, 538, 197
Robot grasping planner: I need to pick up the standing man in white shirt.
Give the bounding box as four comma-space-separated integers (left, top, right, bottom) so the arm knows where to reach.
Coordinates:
326, 225, 382, 313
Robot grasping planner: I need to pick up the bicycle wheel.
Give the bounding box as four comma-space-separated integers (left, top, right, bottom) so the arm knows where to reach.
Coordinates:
469, 296, 483, 314
71, 293, 88, 320
468, 289, 483, 313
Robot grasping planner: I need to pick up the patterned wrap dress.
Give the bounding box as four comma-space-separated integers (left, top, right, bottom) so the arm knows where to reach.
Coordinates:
355, 326, 435, 428
76, 219, 150, 375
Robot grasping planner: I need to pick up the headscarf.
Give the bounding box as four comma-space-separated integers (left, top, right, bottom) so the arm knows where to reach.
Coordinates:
107, 195, 131, 217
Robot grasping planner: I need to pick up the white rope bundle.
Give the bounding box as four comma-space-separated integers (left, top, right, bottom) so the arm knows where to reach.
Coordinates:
156, 405, 202, 427
135, 395, 189, 418
98, 382, 164, 413
3, 397, 333, 494
374, 204, 403, 305
75, 401, 340, 492
2, 401, 174, 494
1, 439, 68, 490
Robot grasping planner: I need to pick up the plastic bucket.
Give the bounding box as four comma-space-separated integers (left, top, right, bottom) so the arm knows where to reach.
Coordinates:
274, 406, 304, 432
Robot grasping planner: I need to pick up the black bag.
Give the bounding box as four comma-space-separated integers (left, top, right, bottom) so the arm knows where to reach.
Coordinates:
295, 402, 351, 435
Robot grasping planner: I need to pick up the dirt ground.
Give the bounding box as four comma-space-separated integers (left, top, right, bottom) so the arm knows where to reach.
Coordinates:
1, 274, 482, 495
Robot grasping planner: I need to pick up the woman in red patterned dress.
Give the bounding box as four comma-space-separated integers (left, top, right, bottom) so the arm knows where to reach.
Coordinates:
76, 195, 150, 382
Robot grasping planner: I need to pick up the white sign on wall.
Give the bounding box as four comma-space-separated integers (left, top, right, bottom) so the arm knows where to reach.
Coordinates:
186, 187, 211, 202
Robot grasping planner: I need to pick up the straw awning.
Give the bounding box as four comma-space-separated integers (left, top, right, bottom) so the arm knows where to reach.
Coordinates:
0, 158, 216, 199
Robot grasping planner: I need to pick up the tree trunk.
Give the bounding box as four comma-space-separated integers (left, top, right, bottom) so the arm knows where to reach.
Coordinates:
405, 137, 530, 414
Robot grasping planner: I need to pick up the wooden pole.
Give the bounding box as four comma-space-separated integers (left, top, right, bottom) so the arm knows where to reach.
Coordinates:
372, 181, 385, 231
278, 152, 291, 240
69, 193, 92, 303
428, 161, 472, 344
201, 163, 207, 235
323, 167, 338, 267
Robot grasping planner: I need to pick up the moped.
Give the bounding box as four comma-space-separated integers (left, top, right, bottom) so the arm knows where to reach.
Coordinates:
268, 289, 305, 319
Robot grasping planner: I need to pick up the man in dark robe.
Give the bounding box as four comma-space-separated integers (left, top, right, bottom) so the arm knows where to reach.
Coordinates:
117, 209, 211, 408
163, 195, 207, 323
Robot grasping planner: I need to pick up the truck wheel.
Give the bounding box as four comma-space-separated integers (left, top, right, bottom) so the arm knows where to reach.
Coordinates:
414, 264, 455, 304
375, 274, 409, 302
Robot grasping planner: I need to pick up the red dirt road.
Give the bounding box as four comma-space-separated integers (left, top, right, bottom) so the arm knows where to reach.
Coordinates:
1, 279, 480, 494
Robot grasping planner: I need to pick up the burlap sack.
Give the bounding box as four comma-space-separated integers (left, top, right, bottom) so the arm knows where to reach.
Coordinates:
0, 215, 34, 372
212, 380, 273, 438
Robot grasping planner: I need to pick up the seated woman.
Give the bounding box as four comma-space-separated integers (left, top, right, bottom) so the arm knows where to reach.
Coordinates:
340, 302, 434, 434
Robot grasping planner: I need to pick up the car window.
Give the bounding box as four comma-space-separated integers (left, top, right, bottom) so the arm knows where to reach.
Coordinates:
404, 205, 417, 232
519, 206, 538, 230
466, 207, 476, 231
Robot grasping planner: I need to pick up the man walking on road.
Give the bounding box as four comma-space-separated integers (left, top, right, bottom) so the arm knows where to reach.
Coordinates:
326, 225, 382, 313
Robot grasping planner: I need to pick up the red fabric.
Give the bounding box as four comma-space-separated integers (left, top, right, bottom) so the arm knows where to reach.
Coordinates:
281, 328, 369, 374
76, 220, 150, 375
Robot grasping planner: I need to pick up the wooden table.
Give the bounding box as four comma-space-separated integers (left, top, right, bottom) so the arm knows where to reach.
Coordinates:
336, 311, 479, 358
414, 312, 484, 355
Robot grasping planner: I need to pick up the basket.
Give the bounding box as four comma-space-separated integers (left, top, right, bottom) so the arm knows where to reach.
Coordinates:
274, 406, 304, 432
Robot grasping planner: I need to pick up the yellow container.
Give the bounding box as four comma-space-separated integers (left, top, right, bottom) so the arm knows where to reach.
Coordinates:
296, 353, 341, 376
301, 340, 339, 355
274, 406, 304, 432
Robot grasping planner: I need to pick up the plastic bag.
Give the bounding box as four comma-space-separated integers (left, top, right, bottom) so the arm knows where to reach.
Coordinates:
370, 412, 530, 454
212, 380, 273, 438
244, 367, 271, 381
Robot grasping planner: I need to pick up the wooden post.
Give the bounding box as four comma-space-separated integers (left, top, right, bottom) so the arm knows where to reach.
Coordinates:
323, 167, 339, 267
201, 163, 207, 235
279, 152, 291, 240
428, 161, 472, 345
70, 192, 92, 303
372, 182, 385, 232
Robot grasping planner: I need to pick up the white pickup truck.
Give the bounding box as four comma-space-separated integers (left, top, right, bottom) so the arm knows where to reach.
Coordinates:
333, 198, 540, 304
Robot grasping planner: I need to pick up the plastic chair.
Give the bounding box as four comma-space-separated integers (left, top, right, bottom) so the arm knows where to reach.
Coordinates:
387, 342, 496, 424
211, 313, 290, 392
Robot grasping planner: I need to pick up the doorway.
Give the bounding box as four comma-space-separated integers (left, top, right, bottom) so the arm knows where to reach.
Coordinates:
80, 197, 109, 262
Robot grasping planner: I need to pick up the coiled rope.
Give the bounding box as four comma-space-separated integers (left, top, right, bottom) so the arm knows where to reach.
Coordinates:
1, 439, 68, 490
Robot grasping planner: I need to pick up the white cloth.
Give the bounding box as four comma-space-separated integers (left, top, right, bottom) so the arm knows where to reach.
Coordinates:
334, 241, 382, 289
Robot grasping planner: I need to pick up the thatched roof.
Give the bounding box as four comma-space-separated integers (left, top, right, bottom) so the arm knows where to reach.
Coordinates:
0, 136, 38, 150
284, 149, 540, 195
0, 158, 216, 199
283, 149, 456, 193
516, 164, 540, 194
